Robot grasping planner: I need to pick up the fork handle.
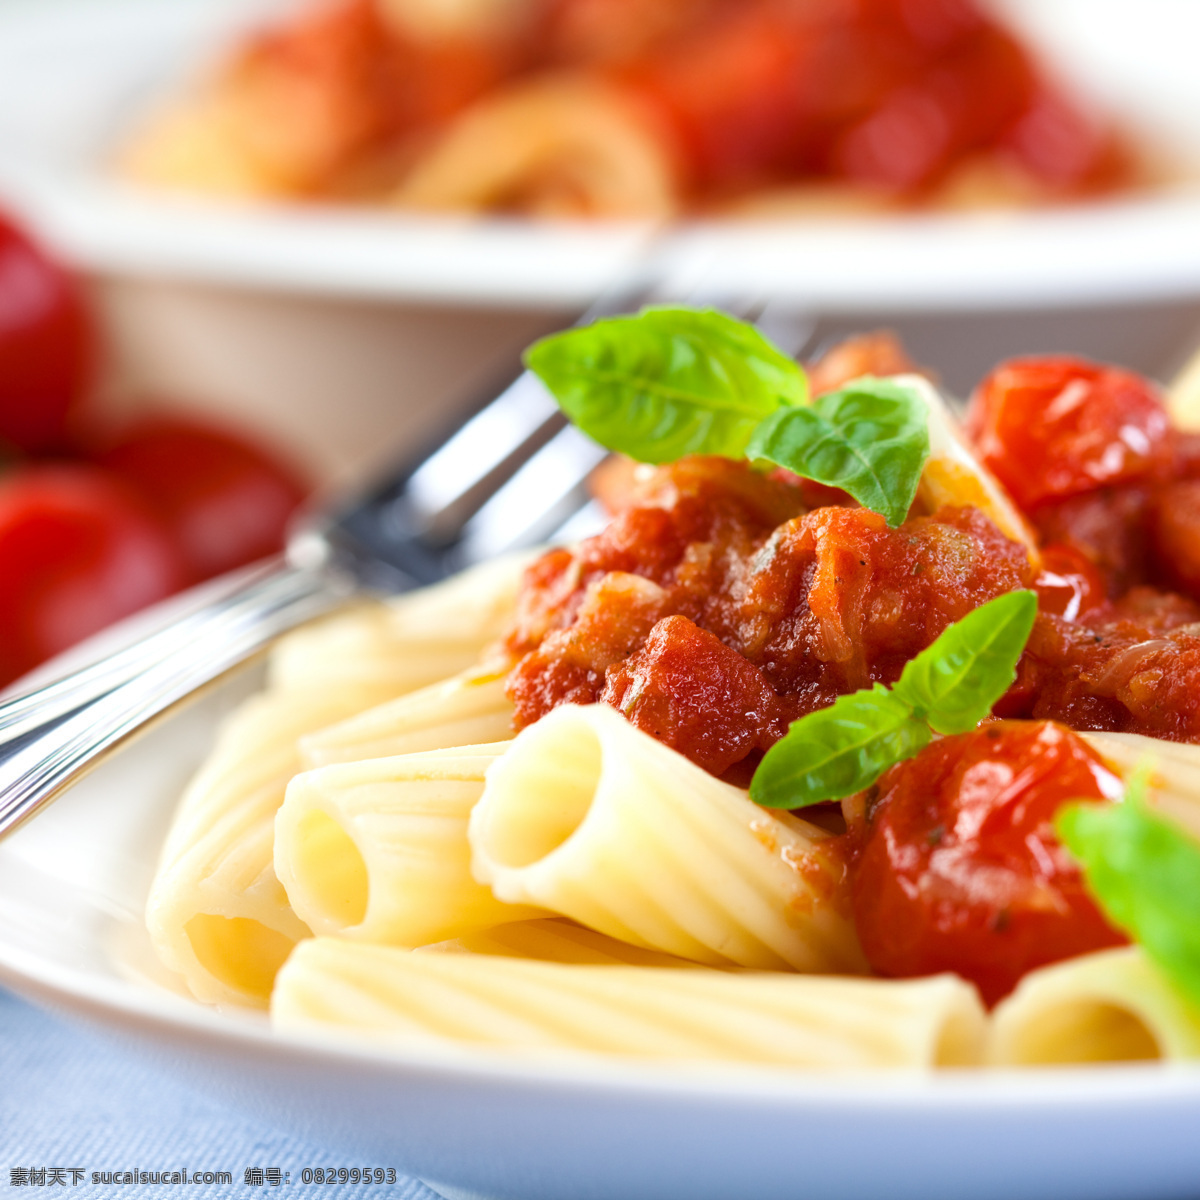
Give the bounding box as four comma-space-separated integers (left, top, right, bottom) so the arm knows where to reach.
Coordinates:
0, 559, 353, 841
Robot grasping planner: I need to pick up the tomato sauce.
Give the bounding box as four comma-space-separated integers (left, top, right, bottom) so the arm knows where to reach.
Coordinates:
507, 349, 1200, 997
506, 461, 1031, 773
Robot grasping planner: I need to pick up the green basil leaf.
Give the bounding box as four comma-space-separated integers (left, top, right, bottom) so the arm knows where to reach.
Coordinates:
1057, 774, 1200, 1010
749, 685, 931, 809
892, 590, 1037, 735
744, 376, 930, 527
524, 307, 807, 464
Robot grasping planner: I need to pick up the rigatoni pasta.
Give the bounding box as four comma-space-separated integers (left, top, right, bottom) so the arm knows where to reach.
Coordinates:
276, 744, 544, 946
990, 947, 1200, 1065
273, 939, 986, 1068
299, 666, 516, 767
469, 703, 866, 974
146, 681, 399, 1007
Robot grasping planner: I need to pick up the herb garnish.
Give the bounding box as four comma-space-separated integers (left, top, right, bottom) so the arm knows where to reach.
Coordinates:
526, 307, 930, 528
1058, 770, 1200, 1010
749, 589, 1038, 809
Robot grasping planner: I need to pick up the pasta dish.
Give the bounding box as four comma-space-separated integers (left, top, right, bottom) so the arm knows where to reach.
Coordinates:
146, 313, 1200, 1070
122, 0, 1138, 218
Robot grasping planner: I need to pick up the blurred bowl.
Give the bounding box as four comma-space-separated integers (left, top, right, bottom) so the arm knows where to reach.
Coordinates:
6, 0, 1200, 483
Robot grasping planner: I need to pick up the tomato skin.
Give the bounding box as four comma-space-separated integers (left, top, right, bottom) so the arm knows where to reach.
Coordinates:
966, 356, 1174, 512
0, 214, 92, 452
1031, 542, 1107, 621
89, 414, 308, 585
851, 721, 1127, 1005
0, 465, 185, 686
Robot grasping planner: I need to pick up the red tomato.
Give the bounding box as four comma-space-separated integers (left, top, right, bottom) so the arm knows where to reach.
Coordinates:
0, 465, 185, 687
0, 213, 92, 451
90, 415, 308, 584
1031, 542, 1107, 621
966, 356, 1174, 512
851, 721, 1128, 1005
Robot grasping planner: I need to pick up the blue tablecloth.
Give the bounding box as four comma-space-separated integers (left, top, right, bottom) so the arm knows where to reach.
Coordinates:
0, 987, 441, 1198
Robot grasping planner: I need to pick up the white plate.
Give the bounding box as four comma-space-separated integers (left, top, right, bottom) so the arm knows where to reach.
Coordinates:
3, 0, 1200, 310
2, 664, 1200, 1200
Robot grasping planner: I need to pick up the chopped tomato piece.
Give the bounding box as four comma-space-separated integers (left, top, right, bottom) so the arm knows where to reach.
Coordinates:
851, 720, 1127, 1005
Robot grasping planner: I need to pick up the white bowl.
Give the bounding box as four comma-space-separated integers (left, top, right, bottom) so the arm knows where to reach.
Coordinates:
1, 663, 1199, 1200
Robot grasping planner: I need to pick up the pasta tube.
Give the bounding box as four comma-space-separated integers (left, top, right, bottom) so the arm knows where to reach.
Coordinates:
1082, 732, 1200, 841
273, 939, 986, 1067
276, 745, 543, 946
990, 947, 1200, 1065
269, 555, 526, 696
420, 917, 702, 968
905, 375, 1040, 563
468, 703, 866, 973
146, 683, 403, 1008
299, 666, 516, 767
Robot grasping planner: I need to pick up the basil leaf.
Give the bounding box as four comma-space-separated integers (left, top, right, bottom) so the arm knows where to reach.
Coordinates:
749, 685, 930, 809
745, 376, 930, 527
892, 590, 1036, 735
1058, 775, 1200, 1010
524, 307, 807, 464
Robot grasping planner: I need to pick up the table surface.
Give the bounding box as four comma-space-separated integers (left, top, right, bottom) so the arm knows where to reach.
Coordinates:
0, 987, 444, 1197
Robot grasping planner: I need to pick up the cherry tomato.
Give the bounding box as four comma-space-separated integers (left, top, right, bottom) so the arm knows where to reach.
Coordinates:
966, 356, 1174, 512
0, 465, 185, 687
851, 720, 1127, 1005
0, 212, 92, 451
90, 414, 308, 584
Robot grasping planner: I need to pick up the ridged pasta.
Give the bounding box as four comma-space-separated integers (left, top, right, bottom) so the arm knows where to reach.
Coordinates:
268, 555, 526, 696
299, 666, 516, 767
469, 703, 866, 973
275, 744, 544, 946
391, 74, 679, 218
273, 938, 986, 1067
905, 375, 1040, 561
1083, 731, 1200, 841
420, 917, 702, 967
989, 947, 1200, 1065
146, 682, 403, 1008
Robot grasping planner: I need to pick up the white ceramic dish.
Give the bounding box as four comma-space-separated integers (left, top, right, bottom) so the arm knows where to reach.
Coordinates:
3, 0, 1200, 312
2, 662, 1200, 1200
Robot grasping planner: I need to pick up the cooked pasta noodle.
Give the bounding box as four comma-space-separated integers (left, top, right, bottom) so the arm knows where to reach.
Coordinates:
1083, 732, 1200, 842
276, 744, 545, 945
989, 947, 1200, 1065
299, 666, 515, 767
146, 559, 524, 1006
269, 555, 525, 695
272, 938, 986, 1067
391, 75, 679, 217
906, 375, 1039, 561
146, 682, 401, 1007
419, 917, 702, 967
469, 703, 866, 973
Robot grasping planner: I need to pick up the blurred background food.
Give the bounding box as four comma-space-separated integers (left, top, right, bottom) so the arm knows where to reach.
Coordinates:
122, 0, 1140, 217
4, 0, 1200, 688
0, 212, 307, 688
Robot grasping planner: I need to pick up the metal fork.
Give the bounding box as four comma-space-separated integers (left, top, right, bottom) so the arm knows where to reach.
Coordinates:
0, 286, 814, 841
